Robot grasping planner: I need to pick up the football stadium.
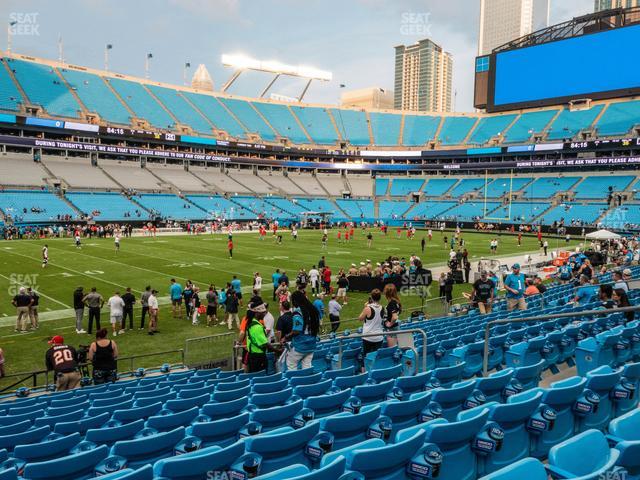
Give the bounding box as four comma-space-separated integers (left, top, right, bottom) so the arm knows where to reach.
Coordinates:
0, 1, 640, 479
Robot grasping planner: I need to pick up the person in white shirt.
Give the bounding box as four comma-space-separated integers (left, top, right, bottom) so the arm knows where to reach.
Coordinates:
263, 304, 275, 342
308, 266, 320, 296
107, 292, 125, 336
148, 289, 159, 335
42, 245, 48, 268
253, 272, 262, 292
114, 233, 121, 253
328, 295, 342, 333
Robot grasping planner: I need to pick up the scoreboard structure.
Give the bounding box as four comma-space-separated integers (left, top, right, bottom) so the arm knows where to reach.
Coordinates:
475, 7, 640, 113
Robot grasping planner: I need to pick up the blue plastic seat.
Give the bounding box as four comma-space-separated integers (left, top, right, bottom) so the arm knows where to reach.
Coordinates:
54, 412, 110, 435
395, 371, 436, 395
325, 429, 429, 480
215, 379, 250, 392
102, 426, 186, 470
311, 348, 330, 373
451, 341, 485, 378
173, 381, 205, 393
505, 336, 546, 369
474, 390, 544, 475
0, 409, 45, 427
478, 458, 547, 480
239, 422, 321, 474
250, 400, 303, 431
112, 402, 163, 424
48, 395, 88, 409
87, 400, 135, 417
134, 386, 171, 399
615, 361, 640, 417
331, 347, 361, 373
212, 385, 251, 403
486, 333, 509, 371
284, 368, 316, 379
433, 363, 465, 388
320, 405, 384, 450
475, 369, 514, 403
34, 409, 84, 429
513, 359, 544, 391
289, 372, 323, 387
294, 379, 333, 399
352, 379, 395, 405
364, 346, 398, 371
579, 365, 623, 432
10, 432, 81, 465
250, 372, 282, 384
303, 389, 351, 418
380, 392, 433, 437
431, 380, 480, 421
547, 429, 622, 480
96, 464, 154, 480
200, 397, 248, 421
176, 385, 211, 399
397, 408, 493, 480
528, 376, 587, 458
187, 412, 250, 447
250, 387, 293, 409
0, 468, 17, 480
92, 394, 132, 408
369, 365, 403, 383
575, 330, 622, 377
250, 378, 288, 394
152, 441, 245, 479
334, 373, 368, 390
0, 426, 50, 452
146, 406, 199, 432
259, 455, 346, 480
0, 421, 32, 437
21, 444, 109, 480
322, 367, 355, 381
608, 409, 640, 476
164, 394, 210, 412
134, 392, 177, 408
85, 419, 145, 446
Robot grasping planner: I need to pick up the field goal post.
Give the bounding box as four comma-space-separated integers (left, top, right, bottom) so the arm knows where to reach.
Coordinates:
482, 169, 514, 222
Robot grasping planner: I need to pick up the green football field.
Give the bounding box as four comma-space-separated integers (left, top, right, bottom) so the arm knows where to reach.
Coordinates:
0, 228, 579, 387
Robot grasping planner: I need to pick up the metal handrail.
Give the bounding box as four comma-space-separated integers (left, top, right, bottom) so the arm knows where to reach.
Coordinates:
481, 304, 640, 376
0, 348, 185, 394
336, 328, 428, 374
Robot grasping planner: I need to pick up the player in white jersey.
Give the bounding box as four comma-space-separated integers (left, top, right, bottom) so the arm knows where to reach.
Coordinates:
114, 232, 121, 253
75, 233, 82, 249
42, 245, 48, 268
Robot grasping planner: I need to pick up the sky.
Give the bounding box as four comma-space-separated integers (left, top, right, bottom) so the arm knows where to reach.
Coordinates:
0, 0, 593, 112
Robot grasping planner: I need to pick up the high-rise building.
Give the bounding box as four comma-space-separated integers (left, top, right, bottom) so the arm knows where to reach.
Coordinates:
594, 0, 640, 11
393, 38, 453, 112
341, 87, 394, 109
478, 0, 550, 55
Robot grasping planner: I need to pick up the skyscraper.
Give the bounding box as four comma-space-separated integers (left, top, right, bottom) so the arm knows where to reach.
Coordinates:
393, 38, 453, 112
477, 0, 550, 55
594, 0, 640, 12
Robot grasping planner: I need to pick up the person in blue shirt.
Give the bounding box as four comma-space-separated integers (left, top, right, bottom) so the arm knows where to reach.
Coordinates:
573, 275, 598, 306
231, 275, 243, 306
558, 263, 573, 283
313, 298, 324, 325
272, 269, 282, 301
285, 290, 319, 370
169, 278, 183, 319
504, 263, 527, 311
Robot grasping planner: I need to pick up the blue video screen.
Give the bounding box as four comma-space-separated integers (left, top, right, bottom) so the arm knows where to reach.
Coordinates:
493, 24, 640, 108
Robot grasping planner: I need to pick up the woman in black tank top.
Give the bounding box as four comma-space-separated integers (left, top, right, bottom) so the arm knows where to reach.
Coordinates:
88, 328, 119, 384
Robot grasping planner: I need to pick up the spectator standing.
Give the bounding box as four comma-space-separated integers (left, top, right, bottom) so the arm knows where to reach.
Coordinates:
12, 287, 33, 333
383, 284, 402, 348
263, 303, 275, 342
148, 289, 159, 335
336, 274, 349, 305
121, 287, 136, 331
285, 291, 320, 370
107, 291, 125, 336
191, 287, 201, 325
73, 286, 86, 334
472, 271, 494, 314
45, 335, 81, 391
88, 328, 118, 384
328, 295, 342, 333
276, 300, 294, 343
205, 285, 218, 326
140, 285, 151, 330
83, 287, 104, 335
226, 290, 240, 330
183, 283, 194, 320
170, 279, 183, 318
27, 287, 39, 330
231, 275, 243, 306
358, 289, 385, 370
272, 269, 282, 301
504, 263, 527, 311
309, 266, 320, 296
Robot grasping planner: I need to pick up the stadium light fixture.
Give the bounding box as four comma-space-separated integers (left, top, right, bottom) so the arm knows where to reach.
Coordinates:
220, 53, 332, 101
